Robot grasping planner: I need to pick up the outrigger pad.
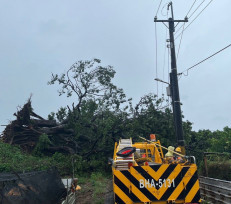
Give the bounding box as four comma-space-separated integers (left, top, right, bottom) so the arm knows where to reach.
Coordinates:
116, 147, 136, 157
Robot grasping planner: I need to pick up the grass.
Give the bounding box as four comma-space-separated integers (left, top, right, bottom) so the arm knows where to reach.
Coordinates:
91, 172, 107, 203
76, 172, 111, 204
201, 199, 210, 204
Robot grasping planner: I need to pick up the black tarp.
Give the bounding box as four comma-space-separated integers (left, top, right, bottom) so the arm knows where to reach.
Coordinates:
0, 169, 66, 204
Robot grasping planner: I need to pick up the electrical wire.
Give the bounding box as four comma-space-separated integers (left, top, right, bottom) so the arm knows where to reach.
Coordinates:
174, 21, 180, 28
175, 0, 214, 40
167, 44, 170, 110
175, 0, 198, 60
175, 0, 206, 35
186, 0, 197, 17
167, 44, 170, 84
161, 2, 169, 16
155, 22, 159, 97
162, 23, 168, 96
156, 0, 163, 17
157, 103, 171, 110
178, 43, 231, 76
188, 0, 206, 19
161, 9, 169, 96
176, 22, 186, 60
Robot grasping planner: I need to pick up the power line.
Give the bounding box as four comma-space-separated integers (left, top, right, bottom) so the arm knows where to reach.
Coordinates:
175, 0, 206, 35
167, 44, 170, 84
156, 0, 163, 16
186, 0, 197, 17
162, 22, 168, 96
174, 21, 180, 29
176, 22, 186, 60
188, 0, 206, 19
155, 22, 159, 97
175, 0, 214, 40
154, 0, 164, 97
178, 43, 231, 76
167, 42, 170, 110
175, 0, 197, 59
161, 2, 169, 16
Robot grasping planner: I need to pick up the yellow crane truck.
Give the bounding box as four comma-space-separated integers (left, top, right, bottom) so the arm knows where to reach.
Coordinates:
112, 137, 201, 204
111, 2, 201, 203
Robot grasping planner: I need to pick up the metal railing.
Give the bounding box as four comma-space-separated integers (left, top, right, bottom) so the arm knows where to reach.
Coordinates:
199, 176, 231, 204
62, 193, 77, 204
61, 178, 77, 204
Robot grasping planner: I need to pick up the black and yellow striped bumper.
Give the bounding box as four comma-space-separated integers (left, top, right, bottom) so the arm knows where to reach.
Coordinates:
113, 164, 201, 204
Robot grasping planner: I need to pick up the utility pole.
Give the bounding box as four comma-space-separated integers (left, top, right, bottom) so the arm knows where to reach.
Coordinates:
154, 2, 188, 154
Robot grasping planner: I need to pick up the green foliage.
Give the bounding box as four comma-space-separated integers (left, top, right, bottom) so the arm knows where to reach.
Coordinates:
33, 134, 51, 156
126, 94, 176, 147
48, 59, 131, 172
187, 127, 231, 170
0, 141, 80, 176
201, 200, 210, 204
48, 112, 55, 120
56, 107, 67, 122
48, 107, 67, 122
186, 130, 211, 164
48, 59, 127, 111
208, 126, 231, 153
201, 160, 231, 181
47, 59, 201, 172
0, 141, 29, 172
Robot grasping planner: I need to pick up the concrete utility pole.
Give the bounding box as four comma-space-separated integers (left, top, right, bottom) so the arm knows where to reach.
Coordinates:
154, 2, 188, 154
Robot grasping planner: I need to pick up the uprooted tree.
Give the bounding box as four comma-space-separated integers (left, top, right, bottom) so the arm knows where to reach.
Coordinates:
1, 59, 129, 159
1, 98, 78, 154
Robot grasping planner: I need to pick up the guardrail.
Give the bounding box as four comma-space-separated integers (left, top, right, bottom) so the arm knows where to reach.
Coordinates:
61, 178, 77, 204
199, 176, 231, 204
62, 193, 77, 204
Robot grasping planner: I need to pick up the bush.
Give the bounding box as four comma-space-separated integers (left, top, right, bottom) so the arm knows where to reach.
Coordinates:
0, 141, 83, 176
33, 134, 51, 156
200, 158, 231, 181
207, 161, 231, 180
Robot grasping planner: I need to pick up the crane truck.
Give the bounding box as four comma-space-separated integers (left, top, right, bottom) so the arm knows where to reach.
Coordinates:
112, 136, 201, 204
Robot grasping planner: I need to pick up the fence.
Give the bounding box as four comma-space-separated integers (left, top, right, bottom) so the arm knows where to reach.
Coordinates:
62, 193, 77, 204
199, 176, 231, 204
61, 178, 77, 204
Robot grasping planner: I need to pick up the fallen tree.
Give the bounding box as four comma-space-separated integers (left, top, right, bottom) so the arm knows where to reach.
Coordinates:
1, 99, 78, 154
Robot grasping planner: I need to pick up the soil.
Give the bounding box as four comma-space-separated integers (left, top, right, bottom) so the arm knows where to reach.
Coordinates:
104, 179, 114, 204
76, 178, 113, 204
76, 182, 93, 204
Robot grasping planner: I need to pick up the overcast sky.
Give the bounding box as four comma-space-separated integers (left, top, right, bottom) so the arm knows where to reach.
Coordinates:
0, 0, 230, 133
